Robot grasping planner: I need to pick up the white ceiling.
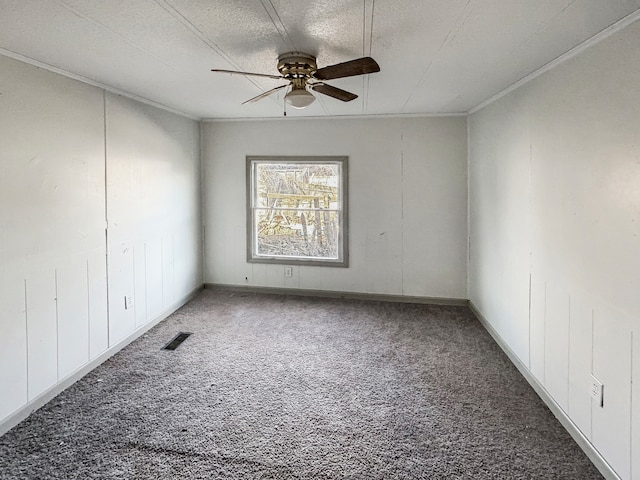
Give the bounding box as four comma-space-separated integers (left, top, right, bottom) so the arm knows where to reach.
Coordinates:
1, 0, 639, 119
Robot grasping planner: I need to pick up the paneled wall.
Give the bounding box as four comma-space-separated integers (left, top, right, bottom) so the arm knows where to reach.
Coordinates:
105, 93, 202, 346
202, 117, 468, 300
468, 20, 640, 480
0, 55, 202, 427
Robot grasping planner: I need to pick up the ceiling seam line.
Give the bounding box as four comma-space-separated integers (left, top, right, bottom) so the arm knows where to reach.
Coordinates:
152, 0, 237, 68
152, 0, 275, 102
400, 0, 472, 113
362, 0, 366, 113
52, 0, 179, 72
362, 0, 375, 113
368, 0, 375, 55
503, 0, 579, 64
366, 0, 376, 112
268, 0, 297, 52
259, 0, 296, 52
362, 0, 366, 57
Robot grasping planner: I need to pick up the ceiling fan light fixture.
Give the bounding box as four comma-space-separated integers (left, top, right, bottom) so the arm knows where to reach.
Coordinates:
285, 88, 315, 109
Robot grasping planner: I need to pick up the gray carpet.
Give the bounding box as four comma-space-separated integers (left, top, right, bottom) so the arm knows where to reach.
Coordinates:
0, 289, 603, 479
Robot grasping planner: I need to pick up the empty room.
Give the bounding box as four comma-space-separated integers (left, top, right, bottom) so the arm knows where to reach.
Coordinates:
0, 1, 639, 479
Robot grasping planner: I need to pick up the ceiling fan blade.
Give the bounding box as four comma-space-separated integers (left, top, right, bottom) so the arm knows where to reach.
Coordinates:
311, 83, 358, 102
313, 57, 380, 80
242, 84, 289, 104
211, 68, 284, 80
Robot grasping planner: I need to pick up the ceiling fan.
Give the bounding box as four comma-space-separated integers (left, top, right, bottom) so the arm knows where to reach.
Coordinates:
211, 52, 380, 109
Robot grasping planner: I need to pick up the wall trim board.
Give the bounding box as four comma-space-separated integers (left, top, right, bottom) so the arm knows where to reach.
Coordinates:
199, 121, 207, 287
468, 8, 640, 115
205, 283, 468, 307
468, 301, 622, 480
0, 284, 204, 438
0, 49, 198, 121
202, 112, 467, 123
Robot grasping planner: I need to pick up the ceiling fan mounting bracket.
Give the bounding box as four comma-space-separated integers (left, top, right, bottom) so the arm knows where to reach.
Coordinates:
277, 52, 317, 78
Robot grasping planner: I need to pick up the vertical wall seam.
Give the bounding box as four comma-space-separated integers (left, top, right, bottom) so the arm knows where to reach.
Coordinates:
199, 121, 206, 284
528, 142, 532, 370
132, 246, 137, 327
528, 273, 532, 369
567, 295, 572, 414
143, 245, 148, 322
630, 330, 634, 480
543, 281, 547, 385
86, 259, 91, 358
161, 237, 165, 308
172, 233, 176, 304
144, 243, 149, 318
54, 269, 59, 380
400, 130, 405, 296
24, 279, 29, 400
103, 90, 110, 348
466, 115, 471, 298
590, 309, 595, 439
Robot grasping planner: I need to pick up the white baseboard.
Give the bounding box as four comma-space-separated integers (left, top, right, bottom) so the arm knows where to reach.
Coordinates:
468, 301, 621, 480
205, 283, 469, 307
0, 284, 204, 437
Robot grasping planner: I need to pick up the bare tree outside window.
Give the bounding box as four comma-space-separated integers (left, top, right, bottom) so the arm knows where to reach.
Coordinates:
247, 156, 348, 266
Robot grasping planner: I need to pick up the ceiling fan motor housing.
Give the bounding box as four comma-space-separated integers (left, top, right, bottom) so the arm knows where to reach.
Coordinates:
277, 52, 317, 78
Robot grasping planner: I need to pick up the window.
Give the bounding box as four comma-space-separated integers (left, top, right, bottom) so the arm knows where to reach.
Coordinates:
247, 156, 348, 267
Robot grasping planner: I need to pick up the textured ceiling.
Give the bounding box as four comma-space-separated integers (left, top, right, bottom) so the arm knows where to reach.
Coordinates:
1, 0, 639, 119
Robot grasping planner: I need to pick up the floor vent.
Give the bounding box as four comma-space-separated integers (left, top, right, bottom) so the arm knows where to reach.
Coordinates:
162, 332, 192, 351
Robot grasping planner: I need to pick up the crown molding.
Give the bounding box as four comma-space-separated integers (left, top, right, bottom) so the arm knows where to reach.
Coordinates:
469, 8, 640, 115
202, 112, 467, 123
0, 48, 199, 121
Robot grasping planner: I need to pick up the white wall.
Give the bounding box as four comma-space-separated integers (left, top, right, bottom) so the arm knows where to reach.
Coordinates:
0, 55, 202, 426
468, 19, 640, 480
105, 93, 202, 346
202, 116, 467, 299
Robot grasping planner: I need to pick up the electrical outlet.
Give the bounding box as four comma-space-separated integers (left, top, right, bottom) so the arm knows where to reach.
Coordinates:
590, 374, 604, 407
124, 295, 134, 310
284, 266, 293, 278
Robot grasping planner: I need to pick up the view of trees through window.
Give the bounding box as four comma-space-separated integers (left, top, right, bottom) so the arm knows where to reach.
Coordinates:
252, 161, 343, 261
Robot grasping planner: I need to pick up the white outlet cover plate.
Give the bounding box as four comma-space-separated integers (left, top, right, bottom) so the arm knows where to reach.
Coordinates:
125, 295, 134, 310
590, 374, 604, 407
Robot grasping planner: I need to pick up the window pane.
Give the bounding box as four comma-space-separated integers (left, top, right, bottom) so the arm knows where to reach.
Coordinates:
255, 208, 341, 259
255, 163, 341, 209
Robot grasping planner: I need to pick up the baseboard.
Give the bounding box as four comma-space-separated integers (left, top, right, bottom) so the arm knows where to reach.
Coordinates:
0, 284, 204, 437
205, 283, 468, 307
468, 301, 621, 480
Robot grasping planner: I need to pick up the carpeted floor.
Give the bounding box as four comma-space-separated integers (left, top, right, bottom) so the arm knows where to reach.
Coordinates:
0, 289, 603, 479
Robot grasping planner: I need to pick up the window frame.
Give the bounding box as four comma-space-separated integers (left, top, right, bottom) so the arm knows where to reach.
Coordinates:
246, 155, 349, 267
